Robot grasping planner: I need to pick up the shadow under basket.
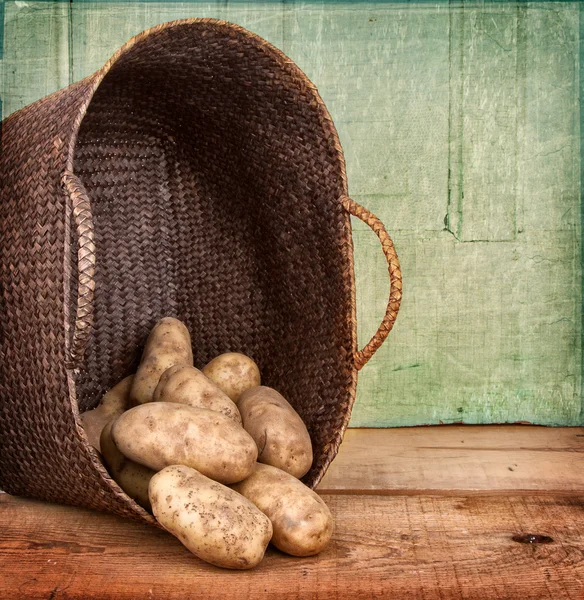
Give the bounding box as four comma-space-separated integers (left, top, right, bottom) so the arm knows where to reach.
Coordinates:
0, 19, 402, 524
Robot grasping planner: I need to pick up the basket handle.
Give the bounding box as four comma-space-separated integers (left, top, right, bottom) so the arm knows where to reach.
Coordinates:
341, 196, 402, 371
62, 171, 96, 366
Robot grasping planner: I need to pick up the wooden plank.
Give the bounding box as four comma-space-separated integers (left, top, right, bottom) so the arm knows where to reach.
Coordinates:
318, 426, 584, 494
352, 229, 582, 427
70, 1, 286, 83
447, 3, 580, 242
516, 3, 581, 234
1, 1, 70, 118
449, 5, 521, 242
1, 492, 583, 599
282, 4, 452, 233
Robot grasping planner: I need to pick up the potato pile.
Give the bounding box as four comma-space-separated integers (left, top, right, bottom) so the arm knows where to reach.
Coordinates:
80, 317, 333, 570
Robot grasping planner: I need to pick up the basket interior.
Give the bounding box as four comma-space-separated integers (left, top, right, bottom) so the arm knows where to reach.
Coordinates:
72, 22, 355, 485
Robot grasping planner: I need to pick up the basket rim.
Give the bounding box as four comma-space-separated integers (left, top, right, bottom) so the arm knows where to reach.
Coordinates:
64, 17, 350, 188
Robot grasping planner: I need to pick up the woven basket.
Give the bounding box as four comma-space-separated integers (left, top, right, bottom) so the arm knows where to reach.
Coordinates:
0, 19, 402, 524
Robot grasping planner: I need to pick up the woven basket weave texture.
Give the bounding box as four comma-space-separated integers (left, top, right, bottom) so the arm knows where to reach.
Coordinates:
0, 19, 401, 524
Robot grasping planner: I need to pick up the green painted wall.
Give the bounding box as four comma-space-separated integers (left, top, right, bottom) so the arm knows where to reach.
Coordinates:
1, 1, 581, 427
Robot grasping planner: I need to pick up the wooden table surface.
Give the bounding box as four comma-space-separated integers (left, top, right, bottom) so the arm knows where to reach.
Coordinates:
2, 425, 584, 599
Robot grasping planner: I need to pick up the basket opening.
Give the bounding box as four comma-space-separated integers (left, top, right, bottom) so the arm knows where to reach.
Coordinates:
72, 21, 355, 486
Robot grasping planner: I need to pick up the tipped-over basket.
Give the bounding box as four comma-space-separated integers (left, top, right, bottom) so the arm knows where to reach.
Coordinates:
0, 19, 402, 524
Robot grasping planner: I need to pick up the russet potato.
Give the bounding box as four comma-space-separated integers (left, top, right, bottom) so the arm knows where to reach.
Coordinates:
238, 386, 313, 478
80, 375, 134, 452
130, 317, 193, 406
202, 352, 260, 403
153, 365, 241, 425
149, 465, 272, 569
231, 463, 332, 556
100, 419, 155, 510
112, 402, 257, 484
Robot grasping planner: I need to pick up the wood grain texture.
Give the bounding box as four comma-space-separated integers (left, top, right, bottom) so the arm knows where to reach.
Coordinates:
1, 1, 582, 427
1, 1, 70, 118
318, 426, 584, 494
1, 492, 583, 600
348, 2, 582, 427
